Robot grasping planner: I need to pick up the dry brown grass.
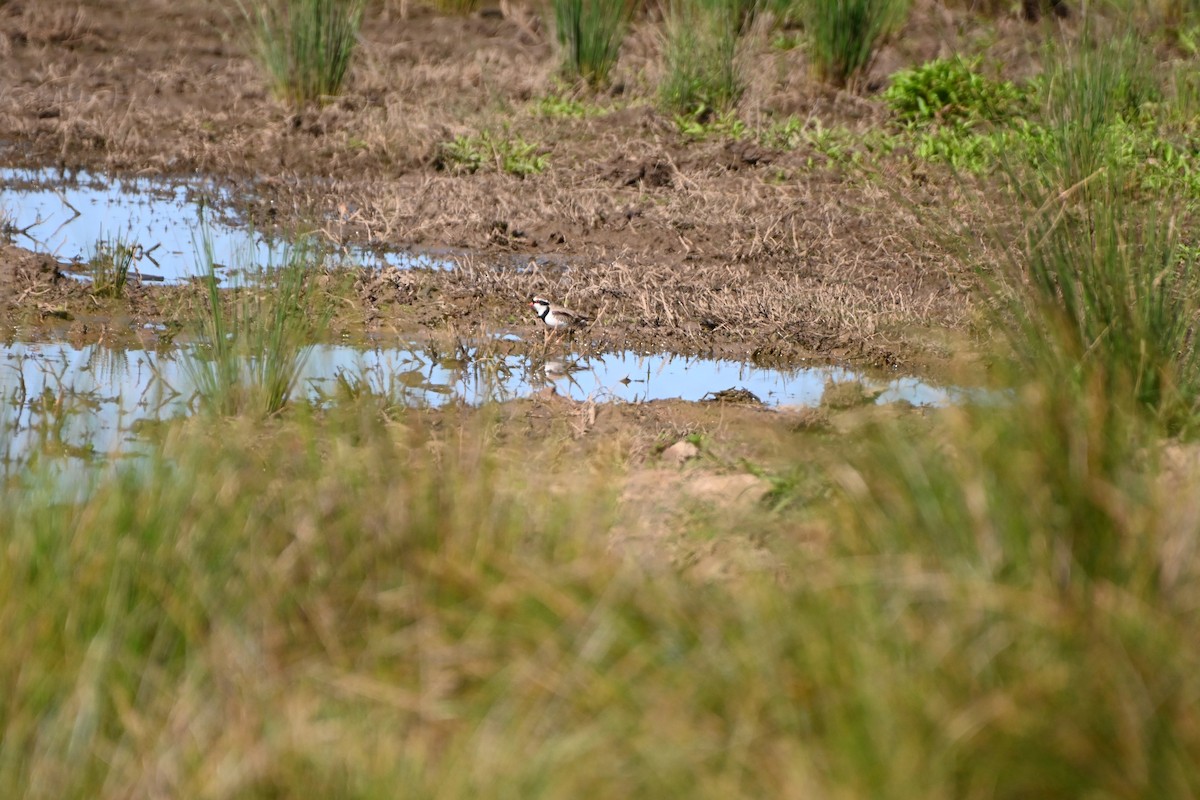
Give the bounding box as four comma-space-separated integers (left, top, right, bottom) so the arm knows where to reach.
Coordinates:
0, 0, 1003, 369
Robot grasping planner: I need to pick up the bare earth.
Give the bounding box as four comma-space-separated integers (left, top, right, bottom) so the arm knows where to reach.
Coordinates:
0, 0, 1042, 373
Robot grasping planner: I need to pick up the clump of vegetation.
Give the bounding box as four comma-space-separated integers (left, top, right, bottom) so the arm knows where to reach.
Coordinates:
984, 38, 1200, 432
1030, 37, 1200, 204
533, 91, 607, 118
552, 0, 634, 87
880, 57, 1032, 173
839, 370, 1152, 592
759, 117, 896, 169
183, 233, 327, 417
661, 0, 744, 115
1000, 180, 1200, 432
87, 233, 137, 298
239, 0, 364, 107
820, 370, 1199, 797
1036, 36, 1160, 193
884, 57, 1030, 128
804, 0, 909, 88
674, 107, 746, 139
880, 48, 1200, 184
437, 130, 549, 176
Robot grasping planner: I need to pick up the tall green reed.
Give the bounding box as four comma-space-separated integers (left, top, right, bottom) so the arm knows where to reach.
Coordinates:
1036, 34, 1158, 194
239, 0, 365, 107
804, 0, 908, 88
87, 232, 137, 298
1006, 191, 1200, 431
661, 0, 744, 114
995, 36, 1200, 432
552, 0, 634, 87
183, 232, 327, 417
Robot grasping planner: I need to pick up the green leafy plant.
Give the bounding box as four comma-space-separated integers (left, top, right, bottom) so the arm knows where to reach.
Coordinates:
674, 106, 746, 139
437, 130, 549, 176
759, 117, 895, 169
804, 0, 909, 89
533, 92, 606, 118
661, 0, 744, 114
239, 0, 365, 107
884, 57, 1030, 128
552, 0, 634, 87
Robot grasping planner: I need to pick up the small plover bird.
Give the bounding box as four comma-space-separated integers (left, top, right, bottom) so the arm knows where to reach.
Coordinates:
529, 296, 589, 343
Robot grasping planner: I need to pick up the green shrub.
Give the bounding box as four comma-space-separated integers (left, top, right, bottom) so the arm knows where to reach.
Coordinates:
239, 0, 364, 107
884, 57, 1030, 128
552, 0, 634, 87
661, 0, 744, 114
804, 0, 909, 88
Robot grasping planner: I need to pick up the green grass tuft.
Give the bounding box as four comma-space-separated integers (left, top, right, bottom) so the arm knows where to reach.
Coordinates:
183, 232, 328, 417
239, 0, 364, 107
1035, 35, 1160, 194
1000, 185, 1200, 432
661, 0, 745, 115
552, 0, 634, 88
87, 233, 138, 298
986, 37, 1200, 432
803, 0, 909, 89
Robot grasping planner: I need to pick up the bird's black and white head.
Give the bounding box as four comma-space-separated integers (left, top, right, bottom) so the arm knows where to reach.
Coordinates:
529, 296, 552, 321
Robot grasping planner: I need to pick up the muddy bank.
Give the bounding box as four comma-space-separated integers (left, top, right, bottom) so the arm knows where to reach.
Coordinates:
0, 0, 1035, 368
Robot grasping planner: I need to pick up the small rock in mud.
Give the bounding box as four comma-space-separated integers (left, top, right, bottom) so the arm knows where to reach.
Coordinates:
721, 139, 771, 169
661, 440, 701, 466
602, 156, 676, 188
683, 473, 770, 510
